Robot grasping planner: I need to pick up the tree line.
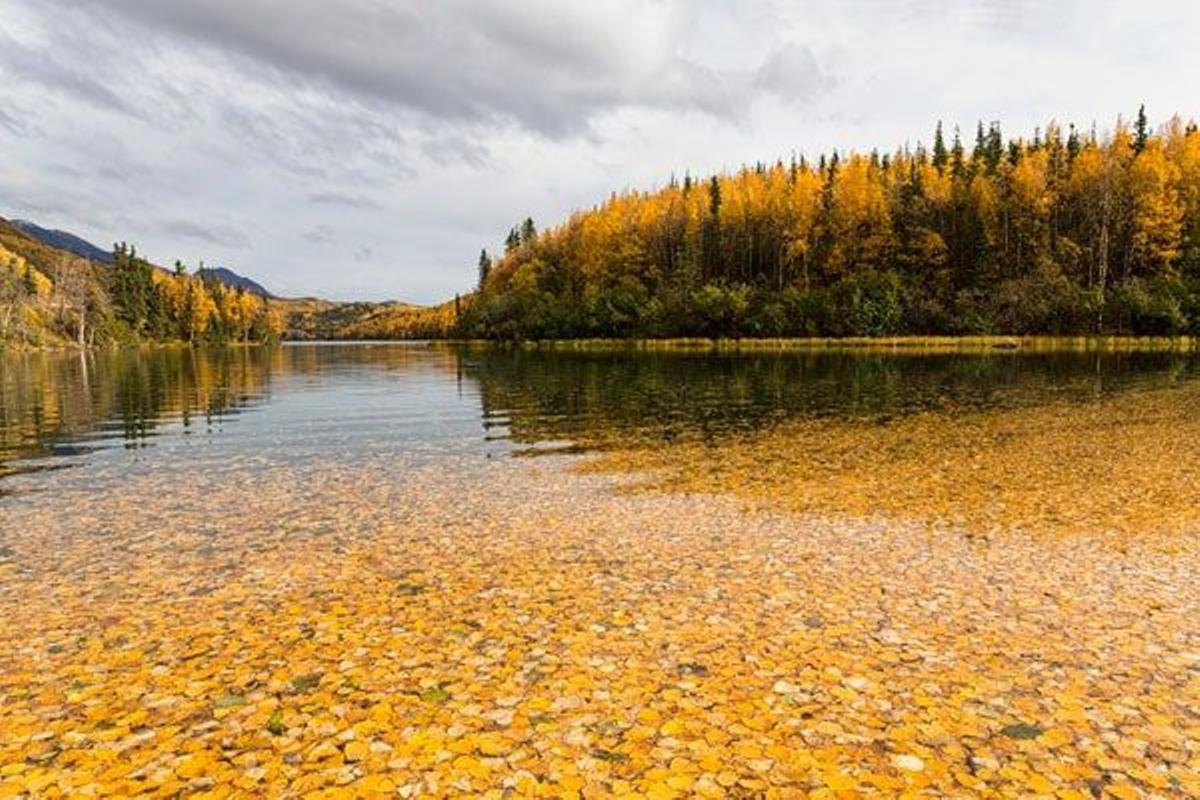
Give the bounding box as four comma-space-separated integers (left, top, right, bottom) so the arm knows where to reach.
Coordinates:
1, 231, 283, 348
460, 110, 1200, 339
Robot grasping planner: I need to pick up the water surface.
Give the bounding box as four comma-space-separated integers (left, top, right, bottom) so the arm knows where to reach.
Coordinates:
3, 342, 1198, 491
2, 343, 1198, 798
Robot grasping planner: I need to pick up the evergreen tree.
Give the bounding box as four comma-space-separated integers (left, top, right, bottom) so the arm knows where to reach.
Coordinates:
951, 127, 965, 176
985, 122, 1004, 173
109, 241, 152, 336
973, 121, 987, 166
1134, 104, 1149, 153
478, 249, 492, 290
932, 121, 948, 172
520, 218, 537, 244
707, 176, 722, 217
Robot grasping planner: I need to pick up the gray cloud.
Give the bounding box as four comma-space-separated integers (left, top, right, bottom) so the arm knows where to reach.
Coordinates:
31, 0, 822, 138
755, 44, 833, 105
0, 29, 135, 115
158, 219, 251, 249
303, 225, 335, 244
0, 0, 1193, 304
307, 192, 383, 211
0, 105, 27, 136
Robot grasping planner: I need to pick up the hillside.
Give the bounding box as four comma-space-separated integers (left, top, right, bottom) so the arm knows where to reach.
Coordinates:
10, 220, 113, 264
197, 267, 275, 298
0, 220, 72, 346
2, 215, 456, 343
462, 112, 1200, 340
11, 218, 281, 298
0, 218, 284, 347
279, 297, 461, 340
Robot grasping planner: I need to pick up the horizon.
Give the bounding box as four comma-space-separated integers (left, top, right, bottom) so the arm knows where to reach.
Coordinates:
1, 1, 1197, 304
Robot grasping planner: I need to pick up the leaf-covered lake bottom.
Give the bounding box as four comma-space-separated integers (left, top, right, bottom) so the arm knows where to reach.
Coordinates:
0, 345, 1197, 798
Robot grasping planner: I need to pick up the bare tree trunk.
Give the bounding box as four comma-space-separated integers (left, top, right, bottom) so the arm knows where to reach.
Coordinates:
1097, 163, 1112, 332
79, 345, 90, 397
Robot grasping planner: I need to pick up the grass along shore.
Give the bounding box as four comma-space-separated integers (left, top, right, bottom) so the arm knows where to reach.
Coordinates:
437, 335, 1200, 353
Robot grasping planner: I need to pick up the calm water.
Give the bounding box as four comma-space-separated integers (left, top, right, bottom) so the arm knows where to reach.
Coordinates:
1, 343, 1199, 494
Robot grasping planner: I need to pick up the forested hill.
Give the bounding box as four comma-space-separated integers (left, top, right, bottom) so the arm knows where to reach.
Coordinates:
461, 111, 1200, 339
0, 217, 457, 347
0, 221, 285, 347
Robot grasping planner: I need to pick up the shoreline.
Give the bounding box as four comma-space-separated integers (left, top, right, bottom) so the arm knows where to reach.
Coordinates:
6, 334, 1199, 355
0, 340, 277, 354
432, 334, 1200, 353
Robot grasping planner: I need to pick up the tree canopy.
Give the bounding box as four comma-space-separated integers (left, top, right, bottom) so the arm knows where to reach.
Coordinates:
461, 112, 1200, 339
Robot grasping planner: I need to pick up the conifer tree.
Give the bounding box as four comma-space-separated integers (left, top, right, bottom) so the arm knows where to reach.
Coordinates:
478, 249, 492, 290
520, 218, 537, 244
932, 121, 948, 172
1134, 104, 1149, 154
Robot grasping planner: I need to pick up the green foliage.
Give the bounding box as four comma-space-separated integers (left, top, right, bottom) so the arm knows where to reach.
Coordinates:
1109, 278, 1188, 335
108, 242, 156, 340
824, 271, 904, 337
690, 283, 750, 338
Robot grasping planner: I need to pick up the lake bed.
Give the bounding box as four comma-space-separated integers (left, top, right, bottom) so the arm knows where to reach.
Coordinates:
1, 344, 1197, 797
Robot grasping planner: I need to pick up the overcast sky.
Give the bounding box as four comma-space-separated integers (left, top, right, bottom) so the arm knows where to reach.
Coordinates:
0, 1, 1195, 302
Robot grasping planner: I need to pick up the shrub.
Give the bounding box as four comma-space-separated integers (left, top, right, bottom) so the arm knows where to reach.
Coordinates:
1107, 278, 1187, 335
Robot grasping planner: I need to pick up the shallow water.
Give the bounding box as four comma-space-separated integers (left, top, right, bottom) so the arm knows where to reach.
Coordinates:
1, 344, 1198, 797
3, 343, 1199, 487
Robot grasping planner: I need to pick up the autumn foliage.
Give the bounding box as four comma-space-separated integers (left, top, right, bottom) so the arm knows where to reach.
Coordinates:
0, 223, 284, 348
463, 112, 1200, 339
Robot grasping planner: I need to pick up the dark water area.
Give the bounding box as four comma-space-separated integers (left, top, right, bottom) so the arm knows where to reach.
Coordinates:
1, 342, 1198, 490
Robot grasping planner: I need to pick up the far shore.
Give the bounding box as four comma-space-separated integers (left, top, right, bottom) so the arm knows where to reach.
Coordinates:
432, 334, 1200, 353
5, 334, 1200, 355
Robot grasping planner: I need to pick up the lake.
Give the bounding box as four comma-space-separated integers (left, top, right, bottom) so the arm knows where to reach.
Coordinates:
1, 343, 1198, 797
4, 343, 1200, 484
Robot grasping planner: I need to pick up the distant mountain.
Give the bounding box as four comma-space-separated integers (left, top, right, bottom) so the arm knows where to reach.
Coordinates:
10, 220, 112, 264
9, 216, 278, 299
197, 267, 275, 298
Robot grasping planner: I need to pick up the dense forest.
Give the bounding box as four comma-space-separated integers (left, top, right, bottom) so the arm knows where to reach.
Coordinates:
0, 221, 284, 348
461, 111, 1200, 339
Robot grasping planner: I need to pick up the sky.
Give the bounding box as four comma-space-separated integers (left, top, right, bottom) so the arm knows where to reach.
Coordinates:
0, 1, 1196, 303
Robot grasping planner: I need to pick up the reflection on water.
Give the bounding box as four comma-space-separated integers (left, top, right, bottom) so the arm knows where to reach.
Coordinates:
466, 348, 1200, 449
1, 347, 276, 477
1, 343, 1199, 486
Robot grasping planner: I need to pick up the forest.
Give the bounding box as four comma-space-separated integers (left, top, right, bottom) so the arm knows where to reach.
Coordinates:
461, 110, 1200, 339
0, 221, 284, 348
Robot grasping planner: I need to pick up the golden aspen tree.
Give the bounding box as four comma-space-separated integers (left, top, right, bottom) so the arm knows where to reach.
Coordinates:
826, 155, 891, 277
1128, 142, 1184, 278
185, 278, 216, 344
